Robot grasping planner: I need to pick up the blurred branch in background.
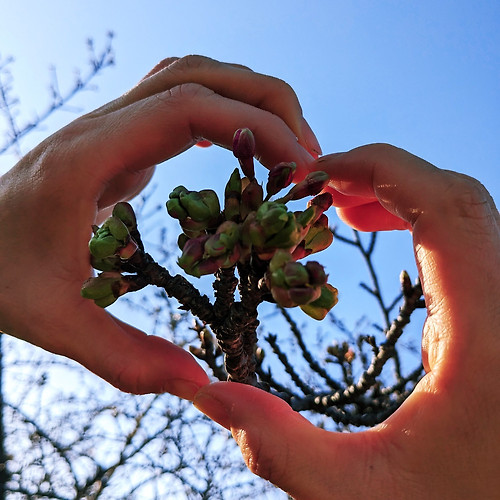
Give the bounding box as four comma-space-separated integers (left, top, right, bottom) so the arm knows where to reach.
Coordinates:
0, 31, 114, 157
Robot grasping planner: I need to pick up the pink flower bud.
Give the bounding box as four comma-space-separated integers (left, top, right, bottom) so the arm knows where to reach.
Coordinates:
233, 128, 256, 179
266, 162, 296, 197
232, 128, 255, 159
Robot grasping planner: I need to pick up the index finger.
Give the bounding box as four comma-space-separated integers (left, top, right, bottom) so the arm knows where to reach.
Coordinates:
89, 55, 321, 157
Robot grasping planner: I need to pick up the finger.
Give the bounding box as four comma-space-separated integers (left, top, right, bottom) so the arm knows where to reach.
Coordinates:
317, 144, 500, 370
194, 382, 383, 499
75, 83, 314, 199
140, 57, 179, 81
38, 298, 209, 398
88, 55, 321, 156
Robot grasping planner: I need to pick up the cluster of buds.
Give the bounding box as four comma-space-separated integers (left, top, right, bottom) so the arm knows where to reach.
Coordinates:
166, 186, 221, 238
81, 202, 141, 307
170, 128, 338, 320
266, 250, 338, 320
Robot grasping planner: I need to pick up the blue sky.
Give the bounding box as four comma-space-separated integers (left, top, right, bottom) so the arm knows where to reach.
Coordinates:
1, 1, 499, 354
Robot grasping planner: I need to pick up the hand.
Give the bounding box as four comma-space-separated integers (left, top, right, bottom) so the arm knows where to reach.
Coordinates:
194, 144, 500, 499
0, 55, 318, 398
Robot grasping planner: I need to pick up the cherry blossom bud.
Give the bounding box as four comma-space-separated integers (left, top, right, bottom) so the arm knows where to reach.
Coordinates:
233, 128, 256, 179
179, 189, 220, 223
266, 162, 296, 197
177, 235, 209, 274
89, 216, 131, 259
279, 171, 329, 202
224, 168, 242, 221
300, 283, 339, 320
240, 179, 264, 219
81, 272, 130, 308
303, 215, 333, 254
305, 261, 328, 286
112, 202, 137, 230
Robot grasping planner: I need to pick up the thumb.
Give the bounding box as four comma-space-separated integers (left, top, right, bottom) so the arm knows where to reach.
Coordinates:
194, 382, 375, 499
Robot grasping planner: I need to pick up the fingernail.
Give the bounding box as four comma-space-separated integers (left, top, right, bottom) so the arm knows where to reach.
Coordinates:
301, 117, 322, 157
166, 379, 206, 401
194, 390, 231, 429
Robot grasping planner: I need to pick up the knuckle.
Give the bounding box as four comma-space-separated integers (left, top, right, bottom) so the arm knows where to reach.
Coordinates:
170, 54, 217, 72
262, 76, 300, 107
155, 82, 214, 104
442, 172, 492, 221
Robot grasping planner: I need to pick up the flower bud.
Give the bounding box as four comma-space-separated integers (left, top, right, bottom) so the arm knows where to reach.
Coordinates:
266, 251, 324, 308
283, 261, 310, 287
89, 235, 122, 260
224, 168, 242, 221
90, 255, 122, 272
305, 261, 328, 286
288, 286, 321, 305
89, 216, 131, 259
179, 190, 220, 223
256, 202, 289, 235
106, 216, 130, 242
240, 179, 264, 219
112, 202, 137, 230
177, 235, 208, 273
303, 215, 333, 254
232, 128, 255, 159
300, 283, 339, 320
266, 162, 296, 197
81, 272, 130, 308
166, 198, 189, 221
232, 128, 255, 179
179, 218, 210, 239
280, 171, 329, 202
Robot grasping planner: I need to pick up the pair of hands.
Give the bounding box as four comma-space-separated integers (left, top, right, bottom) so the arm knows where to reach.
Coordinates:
1, 56, 498, 499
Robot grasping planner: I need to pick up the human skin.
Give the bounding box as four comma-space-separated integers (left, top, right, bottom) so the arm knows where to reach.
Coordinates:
194, 144, 500, 499
0, 55, 318, 398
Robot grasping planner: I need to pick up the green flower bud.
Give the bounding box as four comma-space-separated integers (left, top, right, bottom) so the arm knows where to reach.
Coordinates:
166, 198, 189, 220
204, 233, 229, 258
216, 220, 241, 245
283, 261, 309, 287
241, 179, 264, 219
303, 215, 333, 254
169, 185, 189, 199
266, 162, 296, 197
300, 283, 339, 320
88, 216, 131, 260
269, 249, 292, 273
179, 191, 213, 222
224, 168, 242, 221
112, 202, 137, 230
89, 235, 122, 260
90, 254, 122, 272
256, 202, 289, 235
81, 272, 130, 308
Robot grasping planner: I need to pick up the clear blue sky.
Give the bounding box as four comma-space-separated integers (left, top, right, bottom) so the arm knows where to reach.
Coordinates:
1, 0, 499, 339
